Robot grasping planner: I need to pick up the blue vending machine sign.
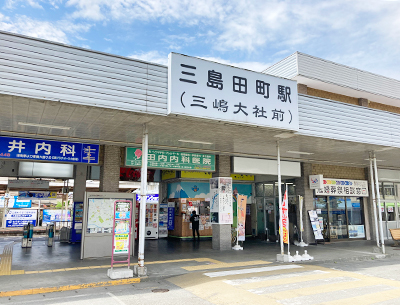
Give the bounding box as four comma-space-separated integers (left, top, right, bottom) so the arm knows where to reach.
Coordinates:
70, 202, 84, 243
0, 136, 99, 164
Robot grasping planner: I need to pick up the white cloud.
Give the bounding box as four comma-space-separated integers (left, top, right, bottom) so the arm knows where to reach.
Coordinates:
0, 13, 92, 44
129, 51, 168, 65
200, 56, 271, 73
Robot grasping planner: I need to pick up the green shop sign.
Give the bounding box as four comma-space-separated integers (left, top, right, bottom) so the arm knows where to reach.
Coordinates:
125, 147, 215, 171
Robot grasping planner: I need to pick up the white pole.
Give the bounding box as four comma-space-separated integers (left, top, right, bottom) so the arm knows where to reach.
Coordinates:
369, 155, 380, 248
138, 123, 148, 269
373, 153, 385, 254
299, 195, 304, 243
277, 141, 284, 255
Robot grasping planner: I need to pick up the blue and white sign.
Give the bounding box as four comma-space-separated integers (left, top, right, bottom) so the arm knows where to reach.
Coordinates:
167, 202, 175, 230
19, 191, 57, 199
43, 209, 71, 224
0, 196, 31, 208
6, 209, 37, 227
0, 136, 99, 164
136, 194, 159, 203
13, 200, 32, 208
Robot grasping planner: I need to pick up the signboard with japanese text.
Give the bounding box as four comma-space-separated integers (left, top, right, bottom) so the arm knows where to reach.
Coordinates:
8, 180, 49, 189
281, 190, 289, 244
237, 194, 247, 241
168, 53, 299, 131
309, 175, 323, 189
167, 202, 175, 230
19, 191, 57, 199
315, 179, 369, 197
126, 147, 215, 171
6, 209, 37, 227
209, 177, 233, 224
0, 136, 99, 164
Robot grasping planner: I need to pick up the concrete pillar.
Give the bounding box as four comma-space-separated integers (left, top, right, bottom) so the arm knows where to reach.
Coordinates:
294, 163, 315, 244
366, 165, 378, 241
212, 155, 232, 250
73, 164, 87, 203
297, 84, 308, 95
99, 145, 121, 192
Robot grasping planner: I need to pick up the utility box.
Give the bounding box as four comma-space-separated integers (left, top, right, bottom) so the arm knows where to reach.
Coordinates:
59, 227, 70, 243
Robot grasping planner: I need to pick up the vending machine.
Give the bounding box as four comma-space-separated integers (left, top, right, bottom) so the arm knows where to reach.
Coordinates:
135, 194, 159, 239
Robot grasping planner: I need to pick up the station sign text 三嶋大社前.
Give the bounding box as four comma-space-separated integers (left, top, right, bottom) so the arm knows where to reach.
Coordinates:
0, 136, 99, 164
125, 147, 215, 171
168, 53, 299, 131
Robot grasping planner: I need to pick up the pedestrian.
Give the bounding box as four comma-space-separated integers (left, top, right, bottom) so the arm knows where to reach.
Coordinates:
190, 210, 200, 240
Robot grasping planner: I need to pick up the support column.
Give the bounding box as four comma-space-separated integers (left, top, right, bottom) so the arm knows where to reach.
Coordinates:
73, 164, 87, 203
212, 155, 232, 251
294, 163, 315, 244
99, 145, 121, 192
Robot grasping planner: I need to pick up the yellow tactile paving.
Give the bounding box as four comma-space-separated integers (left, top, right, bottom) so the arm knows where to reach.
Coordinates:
0, 243, 14, 276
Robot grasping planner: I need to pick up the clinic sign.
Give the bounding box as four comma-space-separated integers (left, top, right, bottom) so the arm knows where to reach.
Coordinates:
126, 147, 215, 171
0, 136, 99, 164
168, 53, 299, 131
315, 179, 369, 197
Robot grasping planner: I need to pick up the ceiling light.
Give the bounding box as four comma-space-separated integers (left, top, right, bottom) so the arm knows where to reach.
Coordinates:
364, 159, 385, 162
178, 139, 213, 145
286, 151, 314, 155
18, 122, 71, 130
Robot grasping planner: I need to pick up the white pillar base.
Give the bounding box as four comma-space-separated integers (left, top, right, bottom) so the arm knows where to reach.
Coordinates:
107, 268, 134, 279
232, 244, 243, 250
134, 265, 147, 277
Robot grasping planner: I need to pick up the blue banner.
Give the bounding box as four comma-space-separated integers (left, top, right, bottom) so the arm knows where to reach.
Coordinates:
0, 136, 99, 164
43, 210, 71, 223
6, 209, 37, 227
13, 200, 31, 208
167, 202, 175, 230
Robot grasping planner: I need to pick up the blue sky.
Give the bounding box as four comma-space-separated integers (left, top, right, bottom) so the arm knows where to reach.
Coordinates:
1, 0, 400, 79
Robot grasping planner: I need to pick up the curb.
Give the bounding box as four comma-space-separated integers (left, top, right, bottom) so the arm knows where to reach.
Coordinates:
0, 277, 141, 298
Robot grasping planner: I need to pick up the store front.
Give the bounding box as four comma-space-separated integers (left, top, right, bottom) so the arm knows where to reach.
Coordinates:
313, 178, 369, 241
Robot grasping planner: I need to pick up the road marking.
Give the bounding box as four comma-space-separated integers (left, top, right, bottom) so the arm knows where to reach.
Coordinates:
13, 257, 223, 276
204, 264, 303, 278
0, 278, 141, 298
0, 242, 14, 276
183, 260, 271, 271
107, 292, 126, 305
224, 270, 329, 286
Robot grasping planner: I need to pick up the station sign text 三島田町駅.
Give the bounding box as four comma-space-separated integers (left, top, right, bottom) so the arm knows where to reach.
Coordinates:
168, 53, 299, 131
125, 147, 215, 171
0, 136, 99, 164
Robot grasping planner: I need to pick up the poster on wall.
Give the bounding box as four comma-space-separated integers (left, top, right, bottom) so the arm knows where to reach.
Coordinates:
113, 200, 132, 255
6, 209, 37, 227
209, 177, 233, 224
237, 194, 247, 241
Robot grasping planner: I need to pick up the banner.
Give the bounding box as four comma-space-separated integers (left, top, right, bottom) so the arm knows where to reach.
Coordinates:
281, 190, 289, 244
6, 209, 37, 227
167, 202, 175, 230
43, 210, 71, 224
237, 194, 247, 241
19, 191, 57, 199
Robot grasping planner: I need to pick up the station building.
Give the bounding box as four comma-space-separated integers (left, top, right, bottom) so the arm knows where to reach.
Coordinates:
0, 30, 399, 256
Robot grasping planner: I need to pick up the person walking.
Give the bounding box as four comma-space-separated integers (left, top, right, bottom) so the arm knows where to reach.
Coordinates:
190, 210, 200, 240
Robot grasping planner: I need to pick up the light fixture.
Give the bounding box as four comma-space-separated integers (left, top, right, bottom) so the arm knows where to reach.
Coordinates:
364, 159, 385, 162
178, 139, 213, 145
18, 122, 71, 130
286, 150, 314, 155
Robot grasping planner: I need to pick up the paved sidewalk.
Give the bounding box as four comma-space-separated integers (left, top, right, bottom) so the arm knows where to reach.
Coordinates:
0, 236, 398, 297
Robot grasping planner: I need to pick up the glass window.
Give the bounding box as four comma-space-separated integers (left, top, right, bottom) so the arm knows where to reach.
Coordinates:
287, 184, 295, 195
264, 184, 274, 197
255, 183, 264, 197
328, 196, 348, 239
386, 202, 396, 221
383, 183, 395, 199
346, 197, 363, 225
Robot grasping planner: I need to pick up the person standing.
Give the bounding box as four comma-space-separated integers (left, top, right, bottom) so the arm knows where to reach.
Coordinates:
190, 210, 200, 240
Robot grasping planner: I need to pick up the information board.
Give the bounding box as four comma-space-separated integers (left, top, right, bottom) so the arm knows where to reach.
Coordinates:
308, 210, 324, 241
6, 209, 37, 227
87, 198, 115, 234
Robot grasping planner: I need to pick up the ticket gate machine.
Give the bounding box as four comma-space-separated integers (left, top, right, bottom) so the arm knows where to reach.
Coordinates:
22, 222, 33, 248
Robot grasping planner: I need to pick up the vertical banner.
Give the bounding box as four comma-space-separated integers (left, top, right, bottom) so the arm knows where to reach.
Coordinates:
209, 177, 233, 224
112, 200, 132, 256
281, 189, 289, 244
237, 195, 247, 241
167, 202, 175, 230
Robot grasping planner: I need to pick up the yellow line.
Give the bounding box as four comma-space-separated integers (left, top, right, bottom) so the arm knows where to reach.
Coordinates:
0, 278, 141, 298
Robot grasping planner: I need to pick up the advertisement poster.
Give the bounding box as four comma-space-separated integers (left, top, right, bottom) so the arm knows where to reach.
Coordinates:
114, 234, 129, 254
281, 190, 289, 244
167, 202, 175, 230
237, 195, 247, 241
6, 209, 37, 227
209, 177, 233, 224
43, 210, 71, 224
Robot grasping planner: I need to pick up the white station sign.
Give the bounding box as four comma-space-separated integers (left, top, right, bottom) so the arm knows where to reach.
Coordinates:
168, 53, 299, 131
